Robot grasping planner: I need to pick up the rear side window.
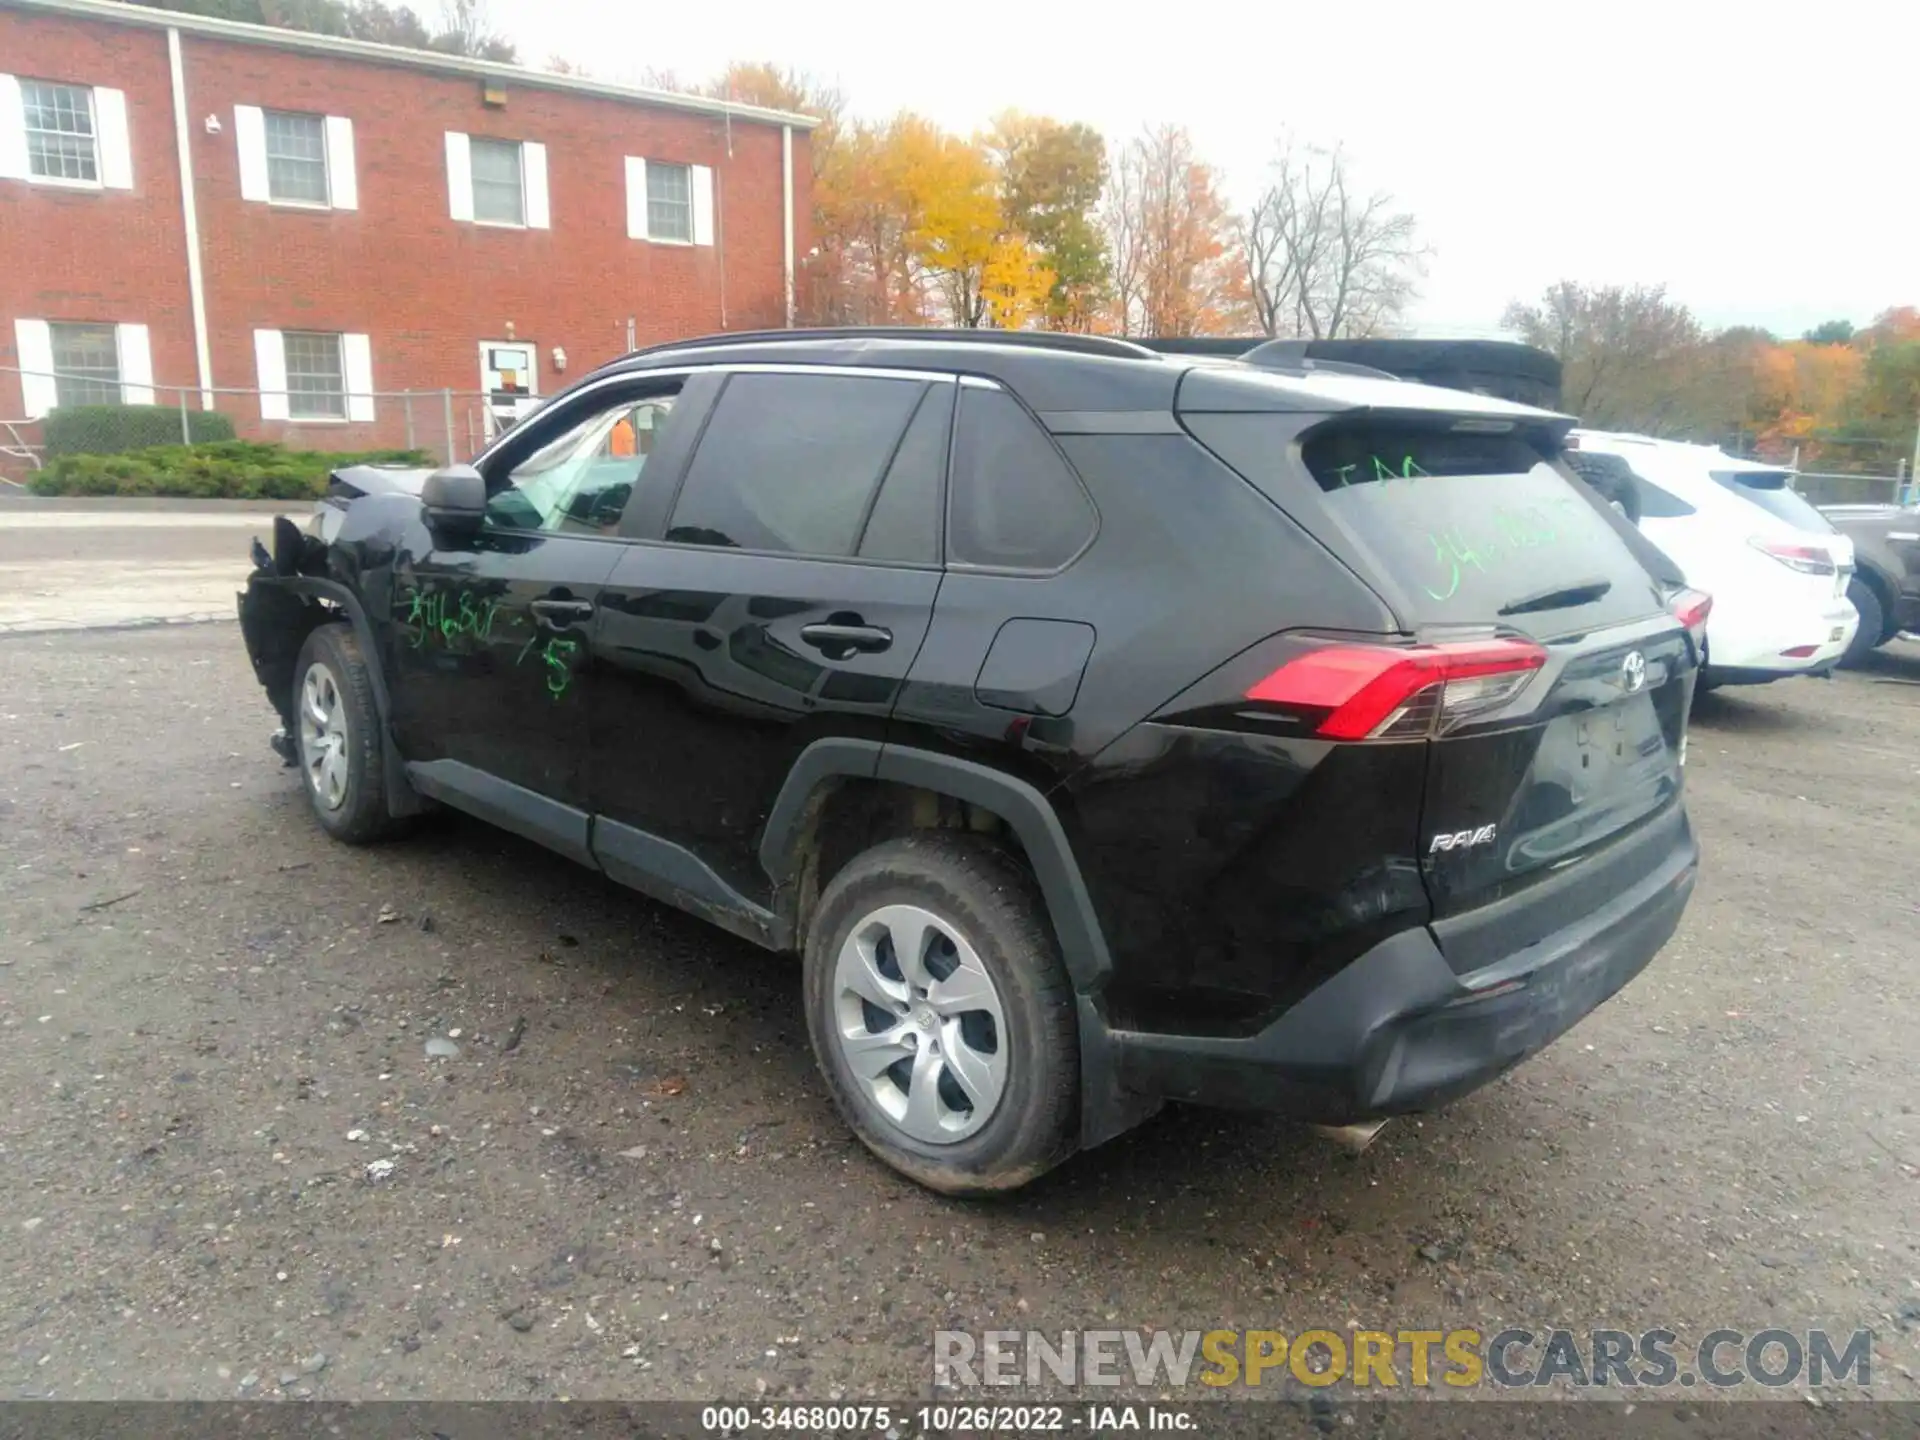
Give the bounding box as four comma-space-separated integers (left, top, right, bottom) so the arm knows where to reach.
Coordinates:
948, 387, 1095, 570
1711, 469, 1833, 533
1572, 450, 1694, 518
1627, 473, 1695, 518
1195, 414, 1666, 631
666, 372, 926, 555
858, 383, 951, 565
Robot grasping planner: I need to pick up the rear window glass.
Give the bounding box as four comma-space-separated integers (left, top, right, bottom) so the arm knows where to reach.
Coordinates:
1197, 416, 1666, 632
1711, 470, 1834, 533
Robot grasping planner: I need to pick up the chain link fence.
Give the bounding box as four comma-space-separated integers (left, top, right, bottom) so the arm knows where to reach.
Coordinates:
2, 365, 519, 482
1788, 470, 1913, 507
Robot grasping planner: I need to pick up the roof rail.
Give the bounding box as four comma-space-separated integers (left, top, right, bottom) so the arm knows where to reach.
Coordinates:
631, 327, 1161, 362
1130, 337, 1263, 358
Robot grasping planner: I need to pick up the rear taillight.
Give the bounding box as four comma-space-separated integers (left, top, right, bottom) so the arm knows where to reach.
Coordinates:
1245, 638, 1547, 740
1749, 537, 1836, 577
1670, 586, 1712, 643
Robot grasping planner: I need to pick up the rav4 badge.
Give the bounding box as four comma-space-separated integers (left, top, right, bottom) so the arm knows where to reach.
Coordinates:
1429, 824, 1498, 854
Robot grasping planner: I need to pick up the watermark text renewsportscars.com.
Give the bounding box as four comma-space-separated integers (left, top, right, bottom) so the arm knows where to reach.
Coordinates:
933, 1327, 1874, 1391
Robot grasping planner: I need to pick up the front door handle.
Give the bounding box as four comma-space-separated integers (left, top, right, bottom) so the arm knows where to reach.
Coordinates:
531, 598, 595, 625
799, 621, 892, 654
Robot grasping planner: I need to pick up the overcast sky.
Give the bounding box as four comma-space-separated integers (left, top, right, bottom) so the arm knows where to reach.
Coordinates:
492, 0, 1913, 339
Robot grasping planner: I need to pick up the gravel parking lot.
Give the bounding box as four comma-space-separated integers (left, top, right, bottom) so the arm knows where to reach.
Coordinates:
2, 620, 1918, 1404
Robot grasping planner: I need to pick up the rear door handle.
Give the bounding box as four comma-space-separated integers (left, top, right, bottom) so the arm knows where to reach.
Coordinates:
799, 622, 892, 654
531, 598, 595, 625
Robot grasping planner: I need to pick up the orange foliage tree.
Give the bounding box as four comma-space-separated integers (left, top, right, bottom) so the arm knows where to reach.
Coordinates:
1747, 342, 1866, 455
808, 113, 1064, 329
1102, 125, 1245, 337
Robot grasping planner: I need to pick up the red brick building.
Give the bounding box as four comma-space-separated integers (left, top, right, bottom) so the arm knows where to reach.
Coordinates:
0, 0, 814, 458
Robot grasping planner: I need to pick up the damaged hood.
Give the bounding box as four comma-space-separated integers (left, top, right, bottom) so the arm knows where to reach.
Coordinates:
329, 464, 436, 501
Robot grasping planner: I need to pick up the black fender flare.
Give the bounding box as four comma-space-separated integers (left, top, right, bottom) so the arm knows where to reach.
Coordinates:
246, 574, 424, 817
1851, 558, 1900, 641
758, 740, 1151, 1149
759, 741, 1113, 992
271, 576, 394, 724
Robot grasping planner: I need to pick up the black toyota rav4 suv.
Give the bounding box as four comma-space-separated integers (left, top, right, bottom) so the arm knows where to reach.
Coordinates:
239, 328, 1703, 1195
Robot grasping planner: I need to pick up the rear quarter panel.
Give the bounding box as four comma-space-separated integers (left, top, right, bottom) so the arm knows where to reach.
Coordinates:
893, 426, 1408, 1038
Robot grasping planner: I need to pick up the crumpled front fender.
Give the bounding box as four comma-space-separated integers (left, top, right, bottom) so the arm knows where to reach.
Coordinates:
237, 572, 324, 731
236, 559, 426, 818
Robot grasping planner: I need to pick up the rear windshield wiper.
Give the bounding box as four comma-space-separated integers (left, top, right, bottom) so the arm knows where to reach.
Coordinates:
1498, 578, 1612, 617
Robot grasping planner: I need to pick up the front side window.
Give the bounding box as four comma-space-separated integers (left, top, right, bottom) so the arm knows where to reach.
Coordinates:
50, 323, 119, 407
283, 331, 345, 419
666, 373, 929, 556
646, 161, 692, 242
469, 139, 524, 225
489, 391, 682, 535
264, 110, 328, 204
22, 80, 98, 183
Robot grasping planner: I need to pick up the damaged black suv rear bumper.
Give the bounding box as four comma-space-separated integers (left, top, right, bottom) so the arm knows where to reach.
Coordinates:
1099, 808, 1698, 1124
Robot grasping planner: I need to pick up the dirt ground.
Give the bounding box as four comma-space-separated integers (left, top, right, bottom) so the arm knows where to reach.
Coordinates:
1, 623, 1917, 1404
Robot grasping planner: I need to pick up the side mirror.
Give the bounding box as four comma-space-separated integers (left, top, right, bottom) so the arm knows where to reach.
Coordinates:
421, 464, 486, 538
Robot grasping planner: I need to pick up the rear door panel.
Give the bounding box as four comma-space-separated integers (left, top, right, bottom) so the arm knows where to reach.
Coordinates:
589, 548, 939, 902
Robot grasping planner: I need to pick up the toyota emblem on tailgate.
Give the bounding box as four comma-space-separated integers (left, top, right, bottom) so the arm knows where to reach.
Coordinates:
1620, 651, 1647, 693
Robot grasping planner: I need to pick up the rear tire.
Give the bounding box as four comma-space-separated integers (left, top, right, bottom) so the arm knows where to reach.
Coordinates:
292, 623, 401, 844
803, 834, 1079, 1196
1695, 641, 1720, 696
1840, 578, 1884, 669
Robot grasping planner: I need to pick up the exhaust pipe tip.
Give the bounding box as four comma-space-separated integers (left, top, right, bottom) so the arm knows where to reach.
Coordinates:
1310, 1119, 1390, 1155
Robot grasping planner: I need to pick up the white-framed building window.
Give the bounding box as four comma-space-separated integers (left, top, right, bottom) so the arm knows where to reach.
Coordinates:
253, 329, 374, 422
24, 80, 96, 182
264, 111, 327, 202
285, 331, 345, 419
234, 105, 356, 210
444, 132, 548, 229
0, 74, 133, 189
469, 137, 522, 225
12, 319, 154, 417
624, 157, 713, 246
646, 161, 692, 242
50, 322, 119, 406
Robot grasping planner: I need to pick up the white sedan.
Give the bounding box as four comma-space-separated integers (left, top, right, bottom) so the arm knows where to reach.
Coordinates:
1569, 431, 1858, 686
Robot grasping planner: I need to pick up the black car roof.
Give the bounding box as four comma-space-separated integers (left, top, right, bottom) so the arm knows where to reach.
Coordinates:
600, 328, 1185, 414
573, 327, 1569, 425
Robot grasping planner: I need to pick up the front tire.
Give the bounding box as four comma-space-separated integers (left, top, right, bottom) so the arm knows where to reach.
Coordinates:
292, 623, 400, 844
803, 835, 1079, 1196
1840, 578, 1884, 669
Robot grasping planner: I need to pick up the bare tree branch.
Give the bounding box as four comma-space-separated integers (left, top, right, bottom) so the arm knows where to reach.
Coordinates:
1100, 125, 1240, 337
1242, 140, 1425, 341
1503, 282, 1709, 433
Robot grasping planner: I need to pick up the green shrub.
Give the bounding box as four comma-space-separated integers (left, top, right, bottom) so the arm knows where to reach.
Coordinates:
28, 441, 435, 499
41, 405, 237, 458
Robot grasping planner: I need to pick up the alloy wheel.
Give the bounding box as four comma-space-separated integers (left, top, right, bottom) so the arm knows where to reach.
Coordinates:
298, 661, 350, 812
830, 903, 1009, 1144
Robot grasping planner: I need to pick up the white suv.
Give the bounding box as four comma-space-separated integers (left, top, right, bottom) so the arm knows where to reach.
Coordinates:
1570, 432, 1858, 686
